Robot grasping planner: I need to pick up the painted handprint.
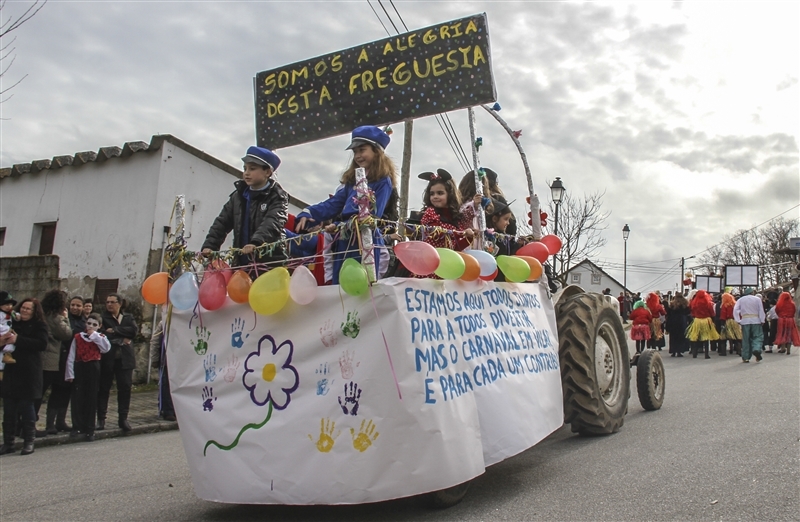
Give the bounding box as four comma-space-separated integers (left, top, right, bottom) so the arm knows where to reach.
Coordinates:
339, 350, 360, 380
338, 381, 362, 416
320, 319, 337, 347
202, 386, 217, 411
203, 354, 217, 382
341, 311, 361, 339
308, 418, 340, 453
350, 419, 379, 452
231, 317, 249, 349
223, 354, 240, 383
315, 362, 334, 396
192, 326, 211, 355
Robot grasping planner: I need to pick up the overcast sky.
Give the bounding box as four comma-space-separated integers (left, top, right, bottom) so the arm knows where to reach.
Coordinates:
1, 0, 797, 293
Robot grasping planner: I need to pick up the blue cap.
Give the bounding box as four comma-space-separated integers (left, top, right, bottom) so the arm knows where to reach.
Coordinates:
242, 146, 280, 171
345, 125, 390, 151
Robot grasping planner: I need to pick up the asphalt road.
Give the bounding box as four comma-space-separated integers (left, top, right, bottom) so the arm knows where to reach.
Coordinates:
2, 345, 797, 521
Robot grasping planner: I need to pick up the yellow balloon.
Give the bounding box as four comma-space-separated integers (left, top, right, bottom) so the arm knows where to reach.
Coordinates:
249, 267, 290, 315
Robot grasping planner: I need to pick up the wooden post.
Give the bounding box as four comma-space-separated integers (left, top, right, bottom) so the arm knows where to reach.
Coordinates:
399, 120, 413, 220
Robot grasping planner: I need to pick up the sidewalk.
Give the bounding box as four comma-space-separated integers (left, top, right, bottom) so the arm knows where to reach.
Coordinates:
0, 388, 178, 450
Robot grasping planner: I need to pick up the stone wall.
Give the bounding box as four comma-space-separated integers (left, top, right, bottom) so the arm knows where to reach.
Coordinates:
0, 255, 61, 300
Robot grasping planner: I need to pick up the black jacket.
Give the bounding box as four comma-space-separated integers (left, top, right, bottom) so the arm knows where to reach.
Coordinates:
1, 318, 48, 400
202, 179, 288, 267
101, 311, 138, 371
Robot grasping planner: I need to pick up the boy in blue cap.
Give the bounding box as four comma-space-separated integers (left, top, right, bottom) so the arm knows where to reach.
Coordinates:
202, 146, 288, 272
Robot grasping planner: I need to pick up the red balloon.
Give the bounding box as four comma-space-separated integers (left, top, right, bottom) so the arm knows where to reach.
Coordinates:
479, 268, 499, 281
199, 271, 227, 310
394, 241, 440, 276
517, 241, 550, 264
209, 260, 232, 284
540, 234, 563, 255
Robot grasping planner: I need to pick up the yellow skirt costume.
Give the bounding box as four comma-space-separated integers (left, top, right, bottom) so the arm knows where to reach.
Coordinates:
720, 318, 742, 341
686, 317, 720, 342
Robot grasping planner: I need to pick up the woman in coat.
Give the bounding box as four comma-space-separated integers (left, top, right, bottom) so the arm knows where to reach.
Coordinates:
0, 298, 49, 455
38, 290, 74, 435
665, 293, 691, 357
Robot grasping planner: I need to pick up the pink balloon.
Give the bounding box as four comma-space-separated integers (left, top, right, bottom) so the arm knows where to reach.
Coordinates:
540, 235, 563, 255
198, 271, 227, 311
394, 241, 440, 276
517, 241, 551, 264
209, 260, 232, 284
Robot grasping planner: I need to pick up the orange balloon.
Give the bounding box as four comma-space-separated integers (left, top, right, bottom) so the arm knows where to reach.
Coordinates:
141, 272, 169, 305
517, 256, 544, 281
479, 268, 499, 281
458, 252, 481, 281
227, 270, 252, 304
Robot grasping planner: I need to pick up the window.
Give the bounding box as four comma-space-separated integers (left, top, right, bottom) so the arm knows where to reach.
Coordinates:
0, 227, 5, 246
592, 273, 602, 284
29, 222, 57, 255
571, 273, 581, 284
94, 279, 119, 307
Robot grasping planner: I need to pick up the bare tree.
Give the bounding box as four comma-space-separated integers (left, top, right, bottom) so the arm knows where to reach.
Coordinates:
547, 189, 610, 285
698, 216, 799, 288
0, 0, 47, 103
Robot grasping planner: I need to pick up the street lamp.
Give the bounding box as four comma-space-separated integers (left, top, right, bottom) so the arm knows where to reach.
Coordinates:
550, 177, 565, 273
622, 224, 630, 292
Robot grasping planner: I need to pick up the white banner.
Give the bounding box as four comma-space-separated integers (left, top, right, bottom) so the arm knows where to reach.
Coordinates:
167, 277, 563, 505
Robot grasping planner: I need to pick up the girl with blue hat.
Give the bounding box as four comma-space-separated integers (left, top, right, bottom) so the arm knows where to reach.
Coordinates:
294, 126, 397, 284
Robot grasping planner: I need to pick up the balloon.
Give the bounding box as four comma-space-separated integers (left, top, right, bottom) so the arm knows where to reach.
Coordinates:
169, 272, 199, 311
227, 270, 252, 304
458, 252, 481, 281
209, 259, 232, 284
496, 255, 531, 283
434, 248, 466, 280
479, 268, 499, 281
198, 271, 227, 311
289, 265, 318, 305
394, 241, 440, 275
141, 272, 169, 305
249, 267, 290, 315
464, 249, 498, 277
517, 255, 544, 281
540, 234, 563, 255
339, 258, 369, 296
517, 241, 550, 264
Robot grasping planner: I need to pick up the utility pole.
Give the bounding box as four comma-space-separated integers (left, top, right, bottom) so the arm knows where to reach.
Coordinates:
680, 257, 685, 294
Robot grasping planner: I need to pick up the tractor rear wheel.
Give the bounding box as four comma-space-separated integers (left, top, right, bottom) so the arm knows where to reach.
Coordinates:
557, 293, 630, 435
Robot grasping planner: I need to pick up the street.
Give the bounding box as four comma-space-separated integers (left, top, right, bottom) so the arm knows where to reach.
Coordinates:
2, 343, 798, 521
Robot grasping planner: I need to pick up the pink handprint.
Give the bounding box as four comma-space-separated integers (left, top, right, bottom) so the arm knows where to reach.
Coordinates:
339, 350, 360, 380
223, 354, 240, 383
320, 319, 337, 347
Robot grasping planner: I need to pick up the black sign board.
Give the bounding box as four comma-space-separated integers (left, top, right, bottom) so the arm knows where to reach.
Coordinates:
254, 13, 496, 150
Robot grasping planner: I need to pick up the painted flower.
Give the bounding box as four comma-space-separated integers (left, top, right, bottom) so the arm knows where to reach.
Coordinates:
243, 334, 299, 410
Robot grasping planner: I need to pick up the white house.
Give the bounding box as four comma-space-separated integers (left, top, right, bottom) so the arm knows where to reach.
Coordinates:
564, 259, 627, 297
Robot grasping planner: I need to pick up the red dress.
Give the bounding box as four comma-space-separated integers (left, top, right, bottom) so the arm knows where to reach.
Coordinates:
629, 307, 653, 341
414, 205, 476, 279
774, 299, 800, 346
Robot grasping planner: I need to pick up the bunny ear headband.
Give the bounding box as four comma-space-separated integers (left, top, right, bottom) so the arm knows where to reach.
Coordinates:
418, 168, 453, 182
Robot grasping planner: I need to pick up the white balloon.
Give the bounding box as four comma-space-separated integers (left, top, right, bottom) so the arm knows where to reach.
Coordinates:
289, 265, 318, 305
464, 249, 498, 277
169, 272, 199, 311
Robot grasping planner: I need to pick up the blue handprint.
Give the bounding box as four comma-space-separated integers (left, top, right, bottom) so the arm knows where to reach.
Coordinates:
315, 362, 334, 396
203, 354, 217, 382
231, 317, 249, 349
202, 386, 216, 411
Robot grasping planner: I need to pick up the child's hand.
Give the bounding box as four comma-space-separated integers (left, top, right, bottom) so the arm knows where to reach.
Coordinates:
473, 194, 483, 209
241, 244, 256, 255
463, 228, 475, 241
201, 248, 213, 257
324, 224, 337, 234
296, 216, 315, 232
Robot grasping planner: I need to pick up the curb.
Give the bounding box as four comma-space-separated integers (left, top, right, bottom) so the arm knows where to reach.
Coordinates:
6, 421, 179, 451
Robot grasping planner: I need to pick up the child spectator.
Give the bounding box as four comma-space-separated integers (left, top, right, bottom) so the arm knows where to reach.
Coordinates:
65, 313, 110, 441
419, 169, 480, 254
294, 125, 397, 283
629, 300, 652, 355
0, 291, 18, 370
202, 146, 289, 274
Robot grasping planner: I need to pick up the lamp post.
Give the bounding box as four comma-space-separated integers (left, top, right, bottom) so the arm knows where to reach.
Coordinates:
622, 224, 630, 292
550, 177, 565, 273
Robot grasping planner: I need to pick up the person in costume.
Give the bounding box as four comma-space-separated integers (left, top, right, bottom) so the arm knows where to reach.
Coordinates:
202, 146, 288, 274
719, 292, 742, 356
665, 293, 691, 357
733, 287, 765, 363
645, 292, 666, 351
686, 289, 719, 359
457, 170, 494, 231
773, 291, 800, 355
628, 300, 652, 355
294, 126, 396, 284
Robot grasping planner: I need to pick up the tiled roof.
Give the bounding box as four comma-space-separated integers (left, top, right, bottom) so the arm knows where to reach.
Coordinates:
0, 134, 241, 179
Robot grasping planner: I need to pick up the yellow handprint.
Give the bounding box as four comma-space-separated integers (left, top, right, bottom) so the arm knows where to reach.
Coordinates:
350, 419, 379, 452
308, 417, 339, 453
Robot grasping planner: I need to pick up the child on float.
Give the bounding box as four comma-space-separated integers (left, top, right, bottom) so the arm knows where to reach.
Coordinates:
628, 300, 652, 355
645, 292, 666, 350
773, 291, 800, 355
418, 169, 481, 253
719, 292, 742, 356
687, 289, 719, 359
64, 313, 110, 441
457, 170, 493, 231
202, 146, 289, 275
294, 126, 397, 284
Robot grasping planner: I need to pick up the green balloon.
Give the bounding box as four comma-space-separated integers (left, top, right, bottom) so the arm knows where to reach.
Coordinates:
434, 248, 466, 280
339, 258, 369, 296
496, 255, 531, 283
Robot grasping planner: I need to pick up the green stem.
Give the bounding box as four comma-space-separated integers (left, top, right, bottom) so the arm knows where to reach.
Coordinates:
203, 401, 273, 456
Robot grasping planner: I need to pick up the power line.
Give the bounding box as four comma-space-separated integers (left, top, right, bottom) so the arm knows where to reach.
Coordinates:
376, 0, 400, 33
367, 1, 391, 36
